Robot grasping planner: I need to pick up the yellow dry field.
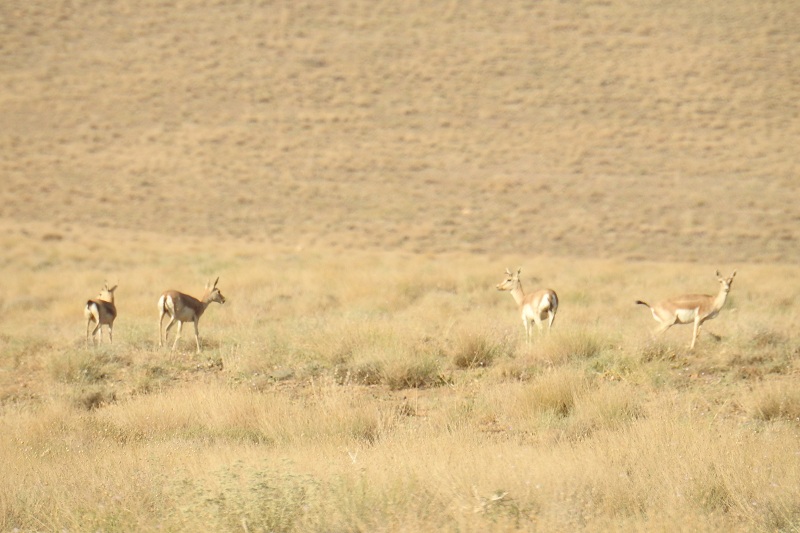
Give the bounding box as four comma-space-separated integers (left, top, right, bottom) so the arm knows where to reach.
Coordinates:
1, 1, 799, 531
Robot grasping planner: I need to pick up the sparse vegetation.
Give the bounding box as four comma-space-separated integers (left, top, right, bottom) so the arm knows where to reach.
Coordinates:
2, 242, 798, 533
1, 0, 799, 531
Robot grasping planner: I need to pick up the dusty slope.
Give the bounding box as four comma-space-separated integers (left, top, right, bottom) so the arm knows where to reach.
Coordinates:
1, 0, 798, 262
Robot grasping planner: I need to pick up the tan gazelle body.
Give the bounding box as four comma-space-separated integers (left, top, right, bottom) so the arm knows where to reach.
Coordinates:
84, 282, 118, 346
496, 267, 558, 346
158, 277, 226, 353
636, 270, 736, 349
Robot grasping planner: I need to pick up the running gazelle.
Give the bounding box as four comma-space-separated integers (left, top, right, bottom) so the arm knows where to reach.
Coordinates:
636, 270, 736, 350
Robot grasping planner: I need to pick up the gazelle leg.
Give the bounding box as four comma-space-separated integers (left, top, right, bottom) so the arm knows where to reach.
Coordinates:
171, 321, 183, 351
193, 318, 201, 353
91, 322, 102, 345
690, 317, 701, 350
109, 324, 113, 344
532, 315, 544, 340
164, 318, 177, 346
522, 317, 531, 346
159, 312, 166, 347
86, 319, 93, 347
654, 320, 673, 337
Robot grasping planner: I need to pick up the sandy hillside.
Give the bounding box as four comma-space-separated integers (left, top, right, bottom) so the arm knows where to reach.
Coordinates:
0, 0, 798, 262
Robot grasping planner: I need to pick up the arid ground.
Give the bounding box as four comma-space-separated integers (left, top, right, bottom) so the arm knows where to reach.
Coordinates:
2, 0, 799, 261
1, 1, 799, 531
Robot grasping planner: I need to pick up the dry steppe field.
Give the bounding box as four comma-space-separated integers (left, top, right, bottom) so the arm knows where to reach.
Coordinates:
1, 0, 799, 531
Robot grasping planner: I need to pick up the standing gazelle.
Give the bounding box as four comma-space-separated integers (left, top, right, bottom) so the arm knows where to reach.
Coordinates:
496, 267, 559, 346
636, 270, 736, 350
84, 282, 118, 346
158, 277, 226, 353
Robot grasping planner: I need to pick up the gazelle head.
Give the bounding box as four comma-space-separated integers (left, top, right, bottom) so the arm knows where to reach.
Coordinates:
496, 267, 522, 292
97, 282, 118, 303
204, 277, 226, 305
715, 270, 737, 294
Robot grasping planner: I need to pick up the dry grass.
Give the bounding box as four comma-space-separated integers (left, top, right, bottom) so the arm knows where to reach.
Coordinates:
1, 230, 799, 531
2, 0, 800, 530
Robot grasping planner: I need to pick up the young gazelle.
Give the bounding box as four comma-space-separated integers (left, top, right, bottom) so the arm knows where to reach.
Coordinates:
84, 282, 118, 346
158, 277, 226, 353
496, 267, 559, 346
636, 270, 736, 350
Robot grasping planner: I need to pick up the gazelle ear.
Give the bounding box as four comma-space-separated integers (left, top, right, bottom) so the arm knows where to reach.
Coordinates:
505, 268, 512, 275
108, 285, 118, 292
516, 267, 522, 276
715, 270, 721, 278
213, 277, 219, 289
730, 270, 737, 278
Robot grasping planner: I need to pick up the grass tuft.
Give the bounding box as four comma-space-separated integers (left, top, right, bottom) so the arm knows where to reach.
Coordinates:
570, 383, 644, 438
522, 367, 591, 417
335, 359, 384, 386
749, 328, 788, 349
450, 330, 512, 369
639, 339, 679, 362
751, 382, 800, 422
383, 355, 446, 390
533, 330, 608, 365
74, 388, 117, 410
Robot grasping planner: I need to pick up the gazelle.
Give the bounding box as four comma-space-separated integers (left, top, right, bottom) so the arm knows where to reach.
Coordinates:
84, 282, 118, 346
496, 267, 559, 346
158, 277, 226, 353
636, 270, 736, 350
